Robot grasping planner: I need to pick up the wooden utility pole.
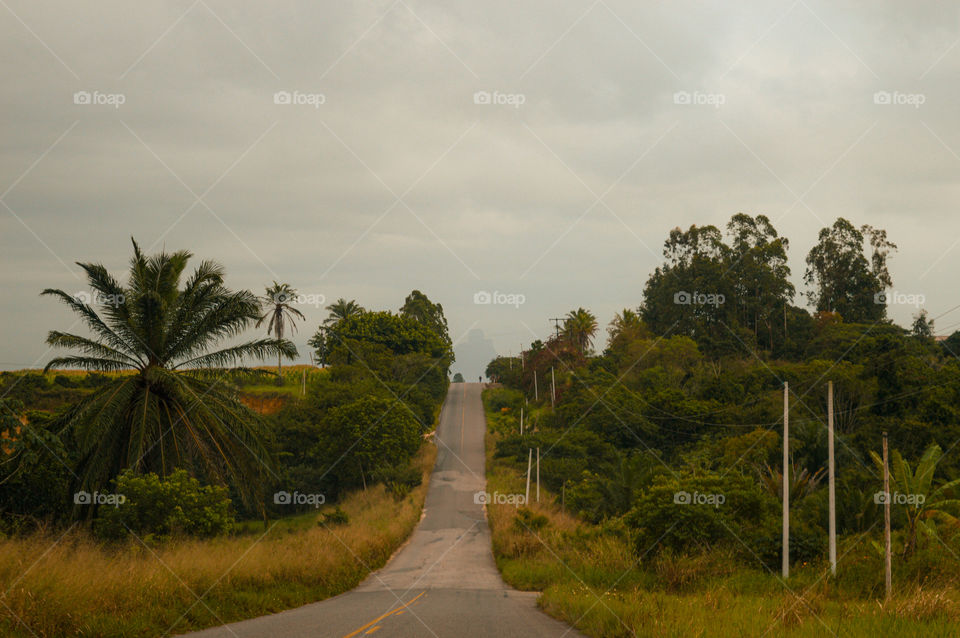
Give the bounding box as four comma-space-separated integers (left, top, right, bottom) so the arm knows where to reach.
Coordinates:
525, 449, 532, 505
520, 406, 524, 435
828, 381, 837, 576
534, 370, 538, 400
783, 381, 790, 579
883, 432, 892, 601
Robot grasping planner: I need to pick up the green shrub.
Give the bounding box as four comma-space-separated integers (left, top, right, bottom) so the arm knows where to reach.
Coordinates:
93, 469, 234, 541
372, 462, 422, 499
320, 506, 349, 526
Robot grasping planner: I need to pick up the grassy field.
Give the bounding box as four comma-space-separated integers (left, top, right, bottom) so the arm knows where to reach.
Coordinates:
0, 442, 436, 638
481, 390, 960, 638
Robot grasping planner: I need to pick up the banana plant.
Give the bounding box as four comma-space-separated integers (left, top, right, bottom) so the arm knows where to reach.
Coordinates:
870, 443, 960, 558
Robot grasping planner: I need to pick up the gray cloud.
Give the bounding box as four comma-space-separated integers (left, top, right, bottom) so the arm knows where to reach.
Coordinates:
3, 1, 960, 370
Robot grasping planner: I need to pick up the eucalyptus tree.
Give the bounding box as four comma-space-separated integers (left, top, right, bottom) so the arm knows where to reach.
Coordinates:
42, 240, 296, 507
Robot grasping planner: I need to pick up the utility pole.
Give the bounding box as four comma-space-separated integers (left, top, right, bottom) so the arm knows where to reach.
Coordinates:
520, 345, 524, 369
549, 318, 563, 340
534, 370, 538, 401
536, 447, 540, 503
783, 381, 790, 579
550, 367, 556, 407
883, 432, 892, 601
520, 406, 524, 436
525, 448, 532, 506
828, 381, 837, 576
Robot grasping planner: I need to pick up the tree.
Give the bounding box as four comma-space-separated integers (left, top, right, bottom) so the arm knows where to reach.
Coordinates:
324, 298, 364, 326
804, 218, 897, 322
911, 310, 934, 339
400, 290, 453, 360
452, 372, 465, 383
256, 282, 305, 379
870, 442, 960, 558
726, 213, 794, 349
41, 239, 296, 509
563, 307, 598, 354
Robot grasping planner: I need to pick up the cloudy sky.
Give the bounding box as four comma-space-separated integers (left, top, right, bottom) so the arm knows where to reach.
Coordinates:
2, 1, 960, 377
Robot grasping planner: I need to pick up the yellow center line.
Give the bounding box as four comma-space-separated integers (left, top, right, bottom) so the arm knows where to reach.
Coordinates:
341, 591, 426, 638
364, 627, 381, 635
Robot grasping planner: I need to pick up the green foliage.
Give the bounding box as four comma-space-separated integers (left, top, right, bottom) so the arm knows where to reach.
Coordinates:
41, 239, 296, 511
320, 506, 349, 526
0, 400, 73, 529
626, 468, 777, 561
804, 218, 897, 322
93, 469, 234, 540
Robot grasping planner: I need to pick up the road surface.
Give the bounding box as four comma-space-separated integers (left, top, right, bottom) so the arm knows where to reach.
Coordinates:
181, 383, 584, 638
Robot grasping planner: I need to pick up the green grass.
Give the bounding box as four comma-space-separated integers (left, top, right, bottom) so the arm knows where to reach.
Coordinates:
480, 389, 960, 638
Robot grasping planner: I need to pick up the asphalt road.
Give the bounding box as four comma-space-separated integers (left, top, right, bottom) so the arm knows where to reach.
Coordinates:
181, 383, 584, 638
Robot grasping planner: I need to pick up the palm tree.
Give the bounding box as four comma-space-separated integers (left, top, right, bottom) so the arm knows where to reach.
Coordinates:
256, 282, 306, 378
870, 442, 960, 557
324, 298, 364, 325
42, 240, 297, 508
562, 307, 598, 354
608, 308, 644, 341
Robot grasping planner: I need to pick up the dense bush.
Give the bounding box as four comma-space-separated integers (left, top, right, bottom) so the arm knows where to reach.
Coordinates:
93, 469, 234, 541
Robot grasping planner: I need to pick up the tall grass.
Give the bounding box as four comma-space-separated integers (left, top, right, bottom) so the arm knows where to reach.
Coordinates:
0, 444, 435, 638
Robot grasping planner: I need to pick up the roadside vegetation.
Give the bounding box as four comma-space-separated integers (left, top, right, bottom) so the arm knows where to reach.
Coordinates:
483, 214, 960, 637
0, 240, 454, 636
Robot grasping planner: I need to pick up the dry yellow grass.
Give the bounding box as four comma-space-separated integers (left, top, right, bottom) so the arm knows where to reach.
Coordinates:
0, 444, 436, 638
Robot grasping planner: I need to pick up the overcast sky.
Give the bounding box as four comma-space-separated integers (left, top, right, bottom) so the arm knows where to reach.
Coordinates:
2, 1, 960, 378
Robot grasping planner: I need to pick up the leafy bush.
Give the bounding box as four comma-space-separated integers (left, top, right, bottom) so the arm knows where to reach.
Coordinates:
626, 469, 776, 560
372, 462, 422, 499
320, 506, 349, 526
93, 469, 234, 541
